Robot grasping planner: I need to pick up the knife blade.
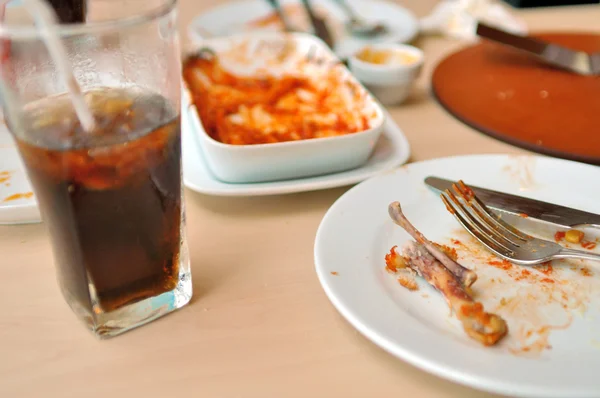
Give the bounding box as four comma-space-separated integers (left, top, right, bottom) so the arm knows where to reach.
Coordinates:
424, 176, 600, 229
301, 0, 335, 49
476, 22, 599, 76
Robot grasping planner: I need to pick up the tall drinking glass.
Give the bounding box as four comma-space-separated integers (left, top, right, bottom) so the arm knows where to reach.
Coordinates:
0, 0, 192, 338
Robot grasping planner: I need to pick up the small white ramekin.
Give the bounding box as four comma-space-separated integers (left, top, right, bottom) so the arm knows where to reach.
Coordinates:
348, 43, 424, 106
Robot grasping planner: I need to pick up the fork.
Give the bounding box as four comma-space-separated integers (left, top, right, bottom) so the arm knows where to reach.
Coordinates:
440, 181, 600, 265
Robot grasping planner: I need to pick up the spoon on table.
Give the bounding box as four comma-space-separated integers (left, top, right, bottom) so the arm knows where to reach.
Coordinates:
332, 0, 388, 38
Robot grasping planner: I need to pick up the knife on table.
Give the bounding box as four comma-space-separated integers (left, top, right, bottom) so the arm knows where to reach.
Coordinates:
301, 0, 335, 49
476, 22, 600, 76
265, 0, 294, 32
424, 176, 600, 229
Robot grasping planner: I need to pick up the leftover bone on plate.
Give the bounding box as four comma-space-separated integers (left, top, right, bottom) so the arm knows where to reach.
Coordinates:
386, 201, 508, 346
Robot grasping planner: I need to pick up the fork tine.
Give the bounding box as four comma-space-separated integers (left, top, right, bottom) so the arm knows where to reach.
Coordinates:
451, 183, 523, 247
442, 191, 515, 258
446, 187, 520, 249
456, 180, 529, 241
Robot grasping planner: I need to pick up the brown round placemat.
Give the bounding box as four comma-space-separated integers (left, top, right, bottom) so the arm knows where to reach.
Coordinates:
432, 32, 600, 165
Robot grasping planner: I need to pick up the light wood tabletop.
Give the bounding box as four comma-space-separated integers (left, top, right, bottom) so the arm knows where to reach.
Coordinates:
1, 1, 599, 397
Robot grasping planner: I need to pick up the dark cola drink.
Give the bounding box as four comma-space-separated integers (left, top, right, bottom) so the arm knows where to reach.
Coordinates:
46, 0, 87, 23
13, 87, 183, 314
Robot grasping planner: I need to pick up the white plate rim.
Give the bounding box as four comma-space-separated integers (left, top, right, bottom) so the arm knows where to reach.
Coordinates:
182, 110, 411, 197
314, 153, 600, 398
0, 143, 41, 225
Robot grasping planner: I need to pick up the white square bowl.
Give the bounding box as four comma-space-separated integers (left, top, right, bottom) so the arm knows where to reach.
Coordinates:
182, 32, 386, 184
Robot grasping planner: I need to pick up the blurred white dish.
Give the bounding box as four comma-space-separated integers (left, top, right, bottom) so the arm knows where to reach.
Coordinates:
183, 32, 385, 184
349, 43, 424, 106
0, 126, 41, 225
182, 107, 410, 197
187, 0, 419, 60
419, 0, 528, 41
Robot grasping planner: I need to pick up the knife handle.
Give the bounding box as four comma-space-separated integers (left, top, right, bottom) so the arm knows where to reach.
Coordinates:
572, 222, 600, 231
300, 0, 318, 27
476, 22, 547, 56
265, 0, 293, 32
300, 0, 334, 48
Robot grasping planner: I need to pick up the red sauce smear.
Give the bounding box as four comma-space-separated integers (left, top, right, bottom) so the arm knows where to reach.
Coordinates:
0, 170, 10, 184
436, 243, 458, 261
515, 269, 531, 281
385, 246, 398, 273
3, 192, 33, 202
398, 276, 419, 291
330, 271, 339, 276
581, 241, 597, 250
526, 330, 533, 338
458, 180, 474, 201
519, 213, 529, 218
488, 259, 513, 270
554, 231, 565, 242
534, 263, 553, 275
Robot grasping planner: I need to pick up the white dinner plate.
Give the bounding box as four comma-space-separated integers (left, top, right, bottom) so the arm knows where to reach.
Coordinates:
182, 109, 410, 196
187, 0, 419, 60
314, 154, 600, 398
0, 126, 41, 225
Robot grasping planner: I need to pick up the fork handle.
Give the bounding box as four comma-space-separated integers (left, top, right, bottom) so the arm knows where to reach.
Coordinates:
555, 248, 600, 263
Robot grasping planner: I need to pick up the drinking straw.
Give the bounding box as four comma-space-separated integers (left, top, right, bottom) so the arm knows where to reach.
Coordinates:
0, 0, 96, 132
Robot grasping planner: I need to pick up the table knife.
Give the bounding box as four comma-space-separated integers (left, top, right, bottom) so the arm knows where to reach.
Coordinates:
300, 0, 335, 49
424, 176, 600, 229
264, 0, 294, 32
476, 22, 600, 76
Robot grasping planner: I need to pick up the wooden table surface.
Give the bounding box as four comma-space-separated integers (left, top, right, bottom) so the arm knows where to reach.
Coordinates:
2, 1, 599, 397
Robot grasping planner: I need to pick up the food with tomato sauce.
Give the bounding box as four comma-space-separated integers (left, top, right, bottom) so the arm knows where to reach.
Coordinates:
555, 228, 597, 249
182, 51, 378, 146
387, 201, 508, 346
